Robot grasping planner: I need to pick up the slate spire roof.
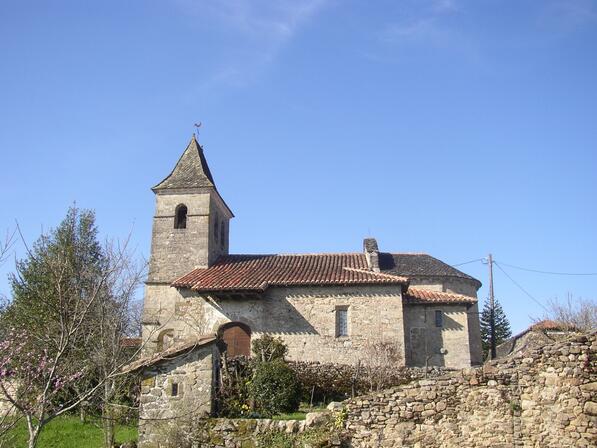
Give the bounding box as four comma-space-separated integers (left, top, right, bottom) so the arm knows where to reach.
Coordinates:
152, 135, 216, 192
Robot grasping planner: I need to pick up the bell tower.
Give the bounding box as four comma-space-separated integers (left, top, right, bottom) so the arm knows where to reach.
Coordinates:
147, 136, 234, 284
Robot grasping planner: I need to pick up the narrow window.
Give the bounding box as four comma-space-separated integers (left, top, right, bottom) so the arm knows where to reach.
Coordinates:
435, 310, 443, 328
220, 221, 225, 248
171, 383, 178, 397
214, 218, 219, 243
174, 205, 187, 229
336, 307, 348, 337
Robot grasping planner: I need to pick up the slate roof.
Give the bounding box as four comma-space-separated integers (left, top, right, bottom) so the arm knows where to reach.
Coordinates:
152, 136, 216, 191
173, 254, 409, 292
122, 335, 216, 373
379, 253, 481, 287
404, 287, 477, 304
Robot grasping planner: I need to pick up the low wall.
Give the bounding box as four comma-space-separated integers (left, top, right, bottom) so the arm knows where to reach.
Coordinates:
150, 412, 336, 448
289, 360, 449, 401
345, 333, 597, 447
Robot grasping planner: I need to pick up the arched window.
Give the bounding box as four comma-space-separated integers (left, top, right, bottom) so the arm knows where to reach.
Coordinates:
174, 204, 187, 229
157, 329, 175, 352
214, 217, 219, 243
218, 322, 251, 358
220, 221, 225, 248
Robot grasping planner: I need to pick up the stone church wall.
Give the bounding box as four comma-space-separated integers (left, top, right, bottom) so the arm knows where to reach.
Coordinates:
200, 285, 406, 365
345, 332, 597, 447
403, 304, 474, 369
141, 283, 477, 367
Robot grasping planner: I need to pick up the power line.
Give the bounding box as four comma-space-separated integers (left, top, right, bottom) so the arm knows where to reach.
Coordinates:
451, 258, 484, 267
493, 261, 549, 312
496, 261, 597, 276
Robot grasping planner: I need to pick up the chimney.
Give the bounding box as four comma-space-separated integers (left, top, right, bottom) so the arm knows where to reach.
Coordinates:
363, 238, 380, 272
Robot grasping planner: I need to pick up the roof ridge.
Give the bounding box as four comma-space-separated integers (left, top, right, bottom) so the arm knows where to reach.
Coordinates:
226, 252, 364, 257
343, 267, 408, 282
407, 286, 471, 298
386, 252, 429, 255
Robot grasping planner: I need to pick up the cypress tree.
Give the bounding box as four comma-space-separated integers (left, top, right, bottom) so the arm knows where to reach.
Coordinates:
480, 298, 512, 360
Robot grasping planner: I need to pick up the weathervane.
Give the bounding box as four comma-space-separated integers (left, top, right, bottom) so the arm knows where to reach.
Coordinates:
194, 122, 202, 138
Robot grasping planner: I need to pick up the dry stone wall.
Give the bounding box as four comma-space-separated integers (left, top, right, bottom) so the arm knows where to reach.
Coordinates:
140, 412, 340, 448
345, 332, 597, 447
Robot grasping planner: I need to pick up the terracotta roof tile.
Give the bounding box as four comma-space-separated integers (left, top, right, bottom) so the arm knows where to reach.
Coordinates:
173, 254, 408, 292
404, 287, 477, 304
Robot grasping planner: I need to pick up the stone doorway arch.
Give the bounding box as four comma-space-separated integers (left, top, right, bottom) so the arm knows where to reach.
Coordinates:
218, 322, 251, 358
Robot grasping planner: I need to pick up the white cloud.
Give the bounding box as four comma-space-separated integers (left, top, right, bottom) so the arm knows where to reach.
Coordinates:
176, 0, 329, 88
379, 0, 460, 45
431, 0, 458, 14
196, 0, 327, 39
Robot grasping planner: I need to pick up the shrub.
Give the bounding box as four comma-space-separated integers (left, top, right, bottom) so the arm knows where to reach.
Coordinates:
249, 359, 301, 417
217, 356, 253, 417
252, 334, 288, 362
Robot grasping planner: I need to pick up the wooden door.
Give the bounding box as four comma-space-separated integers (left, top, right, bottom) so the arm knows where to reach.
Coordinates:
221, 323, 251, 358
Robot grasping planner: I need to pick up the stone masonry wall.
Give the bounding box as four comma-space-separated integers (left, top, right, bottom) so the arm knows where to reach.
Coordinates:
403, 304, 474, 369
345, 332, 597, 447
138, 343, 217, 448
148, 189, 230, 284
143, 285, 408, 365
208, 286, 407, 365
158, 414, 335, 448
141, 284, 477, 368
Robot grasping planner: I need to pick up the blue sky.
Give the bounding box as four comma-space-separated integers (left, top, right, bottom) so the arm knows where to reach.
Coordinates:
1, 0, 596, 334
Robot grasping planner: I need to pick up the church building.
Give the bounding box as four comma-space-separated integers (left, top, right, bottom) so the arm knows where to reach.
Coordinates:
140, 136, 483, 369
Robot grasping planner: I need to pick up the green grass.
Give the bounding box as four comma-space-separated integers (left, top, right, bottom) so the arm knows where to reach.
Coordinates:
5, 415, 137, 448
271, 411, 306, 421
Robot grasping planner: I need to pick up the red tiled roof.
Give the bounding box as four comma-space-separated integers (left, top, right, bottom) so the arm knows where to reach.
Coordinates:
173, 254, 408, 292
404, 287, 477, 304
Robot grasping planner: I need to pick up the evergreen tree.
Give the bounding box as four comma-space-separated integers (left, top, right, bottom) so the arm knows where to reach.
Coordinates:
5, 207, 105, 347
480, 298, 512, 360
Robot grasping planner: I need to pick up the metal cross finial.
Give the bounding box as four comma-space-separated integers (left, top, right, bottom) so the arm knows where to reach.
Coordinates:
194, 122, 202, 138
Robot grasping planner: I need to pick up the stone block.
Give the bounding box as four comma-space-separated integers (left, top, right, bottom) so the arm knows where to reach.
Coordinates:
583, 401, 597, 416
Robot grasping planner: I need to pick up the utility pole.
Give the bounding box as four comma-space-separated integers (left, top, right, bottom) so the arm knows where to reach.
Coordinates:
488, 253, 496, 359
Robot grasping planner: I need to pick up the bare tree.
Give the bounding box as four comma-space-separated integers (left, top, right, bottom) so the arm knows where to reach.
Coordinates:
0, 229, 18, 446
89, 239, 146, 448
544, 294, 597, 333
0, 229, 15, 267
361, 338, 403, 392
